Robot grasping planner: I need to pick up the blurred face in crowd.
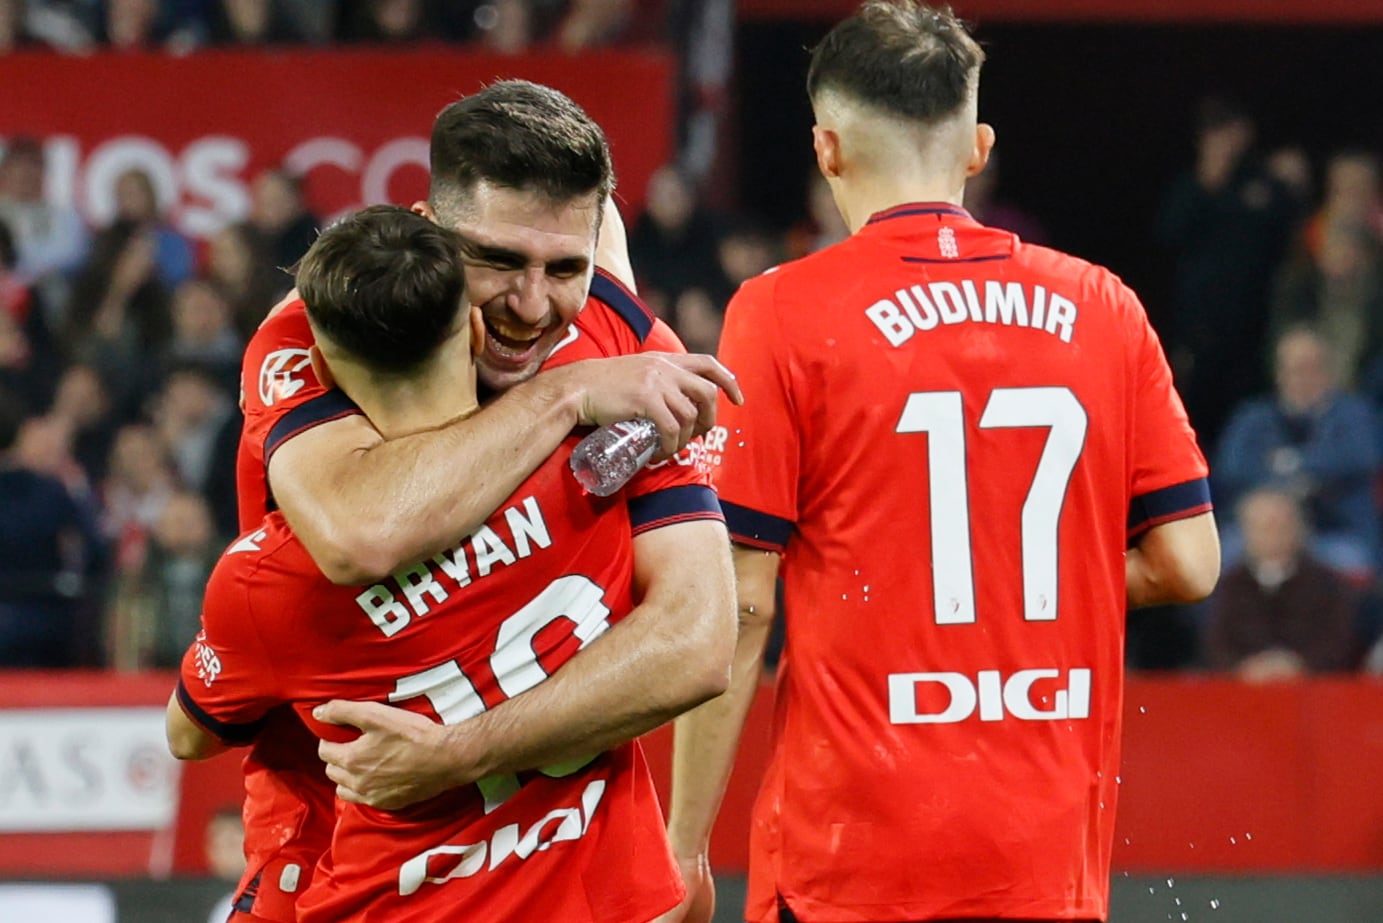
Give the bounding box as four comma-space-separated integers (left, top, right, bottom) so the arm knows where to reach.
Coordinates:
430, 182, 600, 391
1239, 490, 1305, 568
645, 166, 695, 235
0, 148, 43, 202
172, 281, 233, 344
251, 171, 303, 233
1325, 155, 1380, 222
1275, 330, 1334, 414
154, 491, 215, 555
209, 225, 257, 288
109, 424, 170, 493
107, 0, 159, 49
52, 365, 111, 430
115, 169, 160, 224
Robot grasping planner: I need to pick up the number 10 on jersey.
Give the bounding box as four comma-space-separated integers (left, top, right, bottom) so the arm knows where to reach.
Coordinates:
897, 386, 1087, 625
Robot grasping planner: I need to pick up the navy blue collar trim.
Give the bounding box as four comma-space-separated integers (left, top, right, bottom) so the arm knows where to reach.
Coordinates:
867, 203, 971, 225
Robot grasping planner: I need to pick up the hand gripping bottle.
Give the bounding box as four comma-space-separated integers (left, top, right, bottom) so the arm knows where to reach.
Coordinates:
569, 418, 660, 497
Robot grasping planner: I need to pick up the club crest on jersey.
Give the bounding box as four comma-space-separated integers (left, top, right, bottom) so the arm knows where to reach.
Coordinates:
258, 348, 314, 407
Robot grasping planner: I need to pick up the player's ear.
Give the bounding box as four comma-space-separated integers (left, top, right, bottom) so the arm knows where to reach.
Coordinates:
308, 344, 335, 390
966, 123, 996, 178
813, 125, 843, 179
412, 200, 435, 222
468, 305, 485, 358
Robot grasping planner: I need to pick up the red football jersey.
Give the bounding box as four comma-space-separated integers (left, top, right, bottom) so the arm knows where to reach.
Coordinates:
180, 442, 684, 922
230, 269, 719, 919
712, 204, 1211, 922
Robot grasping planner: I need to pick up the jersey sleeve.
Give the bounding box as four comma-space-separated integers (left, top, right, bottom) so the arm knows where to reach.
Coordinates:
710, 272, 799, 552
236, 301, 362, 528
174, 544, 283, 746
608, 297, 724, 535
1123, 285, 1213, 540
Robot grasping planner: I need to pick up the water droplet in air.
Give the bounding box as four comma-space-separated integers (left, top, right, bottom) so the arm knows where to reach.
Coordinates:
1139, 706, 1147, 714
1245, 832, 1252, 841
1229, 837, 1237, 845
1116, 775, 1123, 784
1124, 837, 1131, 845
1210, 899, 1221, 909
1167, 878, 1175, 887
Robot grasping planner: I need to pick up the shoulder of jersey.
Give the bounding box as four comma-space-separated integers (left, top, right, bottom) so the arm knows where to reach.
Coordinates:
582, 271, 658, 345
220, 515, 316, 577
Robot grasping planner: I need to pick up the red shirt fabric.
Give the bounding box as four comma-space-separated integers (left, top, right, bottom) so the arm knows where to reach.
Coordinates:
711, 204, 1211, 922
226, 269, 719, 920
180, 445, 683, 922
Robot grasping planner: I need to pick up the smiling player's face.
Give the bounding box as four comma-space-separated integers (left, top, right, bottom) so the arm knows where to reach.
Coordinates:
426, 182, 600, 392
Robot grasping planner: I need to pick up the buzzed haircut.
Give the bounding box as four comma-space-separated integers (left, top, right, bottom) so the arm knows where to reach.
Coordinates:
296, 205, 466, 373
807, 1, 985, 123
428, 79, 614, 221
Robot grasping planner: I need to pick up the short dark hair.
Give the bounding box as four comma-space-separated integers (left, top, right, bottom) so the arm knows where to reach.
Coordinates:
429, 80, 614, 219
296, 205, 466, 373
807, 1, 984, 123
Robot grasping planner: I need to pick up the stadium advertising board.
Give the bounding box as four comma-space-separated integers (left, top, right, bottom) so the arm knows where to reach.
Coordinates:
0, 49, 673, 240
0, 707, 178, 832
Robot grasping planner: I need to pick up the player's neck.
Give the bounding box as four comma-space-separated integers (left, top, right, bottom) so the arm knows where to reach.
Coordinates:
839, 177, 965, 234
334, 341, 481, 440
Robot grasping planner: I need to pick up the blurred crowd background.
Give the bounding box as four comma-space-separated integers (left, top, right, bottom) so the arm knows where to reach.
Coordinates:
3, 0, 1383, 684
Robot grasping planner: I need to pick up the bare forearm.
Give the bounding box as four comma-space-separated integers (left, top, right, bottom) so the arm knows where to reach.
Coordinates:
666, 609, 774, 856
276, 375, 581, 583
438, 521, 737, 782
1126, 512, 1220, 608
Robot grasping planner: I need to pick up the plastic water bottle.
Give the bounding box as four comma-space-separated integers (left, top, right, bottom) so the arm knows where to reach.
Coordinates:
569, 418, 660, 497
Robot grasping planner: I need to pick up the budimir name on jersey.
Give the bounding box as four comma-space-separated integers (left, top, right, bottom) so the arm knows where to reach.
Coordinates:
355, 496, 552, 637
866, 280, 1078, 348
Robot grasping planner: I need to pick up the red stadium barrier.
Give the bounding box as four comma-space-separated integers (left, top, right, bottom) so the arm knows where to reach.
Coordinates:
1, 672, 1381, 877
0, 48, 674, 240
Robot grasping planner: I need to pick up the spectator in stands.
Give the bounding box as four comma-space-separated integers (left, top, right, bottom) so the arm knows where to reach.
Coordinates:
1214, 326, 1381, 576
629, 163, 724, 322
963, 148, 1048, 245
65, 218, 172, 417
99, 422, 175, 580
1155, 95, 1299, 448
163, 279, 242, 392
204, 220, 288, 336
1303, 150, 1383, 260
110, 167, 195, 290
108, 488, 219, 668
1205, 486, 1360, 680
247, 168, 318, 271
0, 0, 34, 51
469, 0, 533, 53
0, 387, 104, 668
0, 137, 89, 319
48, 362, 117, 486
336, 0, 461, 43
1272, 217, 1383, 389
206, 0, 309, 45
0, 219, 60, 409
152, 361, 236, 496
554, 0, 631, 51
672, 219, 779, 353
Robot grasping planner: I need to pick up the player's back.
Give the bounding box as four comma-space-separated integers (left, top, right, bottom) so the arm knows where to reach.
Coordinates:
196, 440, 680, 923
714, 204, 1208, 920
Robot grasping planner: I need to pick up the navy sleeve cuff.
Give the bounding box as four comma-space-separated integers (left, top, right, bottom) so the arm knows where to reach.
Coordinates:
722, 500, 793, 552
264, 389, 361, 466
629, 484, 724, 535
1128, 477, 1213, 541
176, 679, 265, 746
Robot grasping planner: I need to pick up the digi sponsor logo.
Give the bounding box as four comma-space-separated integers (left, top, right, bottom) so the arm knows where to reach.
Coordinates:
398, 778, 606, 896
194, 631, 222, 688
257, 348, 314, 407
888, 667, 1091, 724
